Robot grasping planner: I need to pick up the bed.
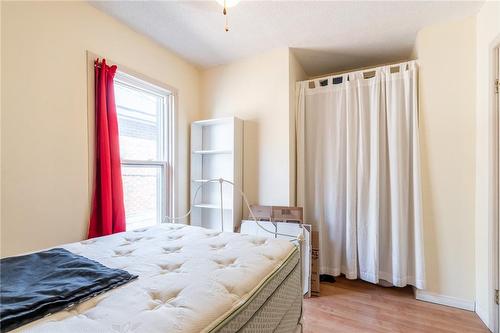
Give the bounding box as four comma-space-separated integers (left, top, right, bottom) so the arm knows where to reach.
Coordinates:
11, 224, 302, 332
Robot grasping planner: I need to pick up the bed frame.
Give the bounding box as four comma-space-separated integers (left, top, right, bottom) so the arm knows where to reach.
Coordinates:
166, 178, 305, 333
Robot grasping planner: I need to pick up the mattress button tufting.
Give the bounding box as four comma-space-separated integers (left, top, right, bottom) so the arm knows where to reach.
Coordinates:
157, 263, 182, 274
166, 235, 184, 241
147, 290, 181, 310
213, 258, 238, 268
209, 243, 228, 250
124, 236, 143, 243
113, 249, 136, 257
162, 246, 182, 254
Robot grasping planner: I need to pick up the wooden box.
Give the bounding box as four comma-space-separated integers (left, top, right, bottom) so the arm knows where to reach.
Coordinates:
311, 248, 320, 296
311, 230, 319, 250
311, 273, 320, 296
311, 249, 319, 272
311, 231, 320, 296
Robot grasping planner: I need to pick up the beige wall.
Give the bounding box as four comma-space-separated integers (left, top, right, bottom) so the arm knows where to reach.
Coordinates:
1, 1, 200, 257
475, 1, 500, 328
414, 17, 477, 302
288, 50, 307, 205
200, 48, 293, 210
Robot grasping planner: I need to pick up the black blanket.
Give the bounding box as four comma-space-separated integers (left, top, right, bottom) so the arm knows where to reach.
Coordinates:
0, 248, 137, 332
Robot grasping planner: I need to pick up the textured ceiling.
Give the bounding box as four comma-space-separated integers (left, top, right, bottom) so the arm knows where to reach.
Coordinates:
91, 1, 483, 76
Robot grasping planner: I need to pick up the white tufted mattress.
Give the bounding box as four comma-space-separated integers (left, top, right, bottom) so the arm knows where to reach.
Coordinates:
14, 224, 299, 333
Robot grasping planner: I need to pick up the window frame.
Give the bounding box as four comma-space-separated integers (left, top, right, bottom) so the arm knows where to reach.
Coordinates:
114, 70, 175, 226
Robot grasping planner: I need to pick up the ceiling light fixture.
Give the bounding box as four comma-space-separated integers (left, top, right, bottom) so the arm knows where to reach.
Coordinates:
215, 0, 240, 32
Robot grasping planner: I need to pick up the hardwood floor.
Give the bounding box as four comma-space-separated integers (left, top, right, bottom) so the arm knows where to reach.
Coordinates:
303, 276, 490, 333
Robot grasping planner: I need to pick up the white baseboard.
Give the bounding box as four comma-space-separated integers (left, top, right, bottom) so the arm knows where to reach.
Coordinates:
414, 288, 475, 311
475, 304, 493, 331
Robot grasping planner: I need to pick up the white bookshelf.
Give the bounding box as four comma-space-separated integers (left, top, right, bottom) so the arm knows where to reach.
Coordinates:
190, 117, 243, 232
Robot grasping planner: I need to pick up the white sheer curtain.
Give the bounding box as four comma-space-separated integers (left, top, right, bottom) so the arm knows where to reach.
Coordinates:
296, 61, 425, 289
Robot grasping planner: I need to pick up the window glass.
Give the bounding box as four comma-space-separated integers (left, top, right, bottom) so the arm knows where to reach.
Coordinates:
115, 83, 163, 161
121, 165, 162, 230
114, 72, 172, 230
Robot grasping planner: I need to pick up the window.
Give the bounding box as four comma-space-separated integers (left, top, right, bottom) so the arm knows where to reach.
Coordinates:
114, 71, 174, 230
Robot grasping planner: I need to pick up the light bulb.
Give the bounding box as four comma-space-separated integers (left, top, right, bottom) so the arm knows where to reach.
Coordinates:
215, 0, 241, 8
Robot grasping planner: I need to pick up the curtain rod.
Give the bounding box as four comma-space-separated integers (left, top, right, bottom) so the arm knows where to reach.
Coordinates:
307, 59, 416, 82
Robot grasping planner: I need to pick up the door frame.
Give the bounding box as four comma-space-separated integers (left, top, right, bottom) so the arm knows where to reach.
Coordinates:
493, 42, 500, 333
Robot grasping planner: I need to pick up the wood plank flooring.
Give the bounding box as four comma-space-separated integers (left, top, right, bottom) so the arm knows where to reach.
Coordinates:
303, 276, 490, 333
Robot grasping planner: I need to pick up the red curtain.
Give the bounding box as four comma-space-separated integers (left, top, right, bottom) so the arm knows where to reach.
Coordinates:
88, 59, 126, 238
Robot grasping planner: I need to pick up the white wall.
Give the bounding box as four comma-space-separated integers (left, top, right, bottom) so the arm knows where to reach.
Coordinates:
1, 1, 200, 257
200, 48, 293, 210
414, 17, 477, 304
475, 1, 500, 328
0, 1, 3, 246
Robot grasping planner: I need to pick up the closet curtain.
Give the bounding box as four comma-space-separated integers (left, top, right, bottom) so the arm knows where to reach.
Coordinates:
296, 61, 425, 288
88, 59, 126, 238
